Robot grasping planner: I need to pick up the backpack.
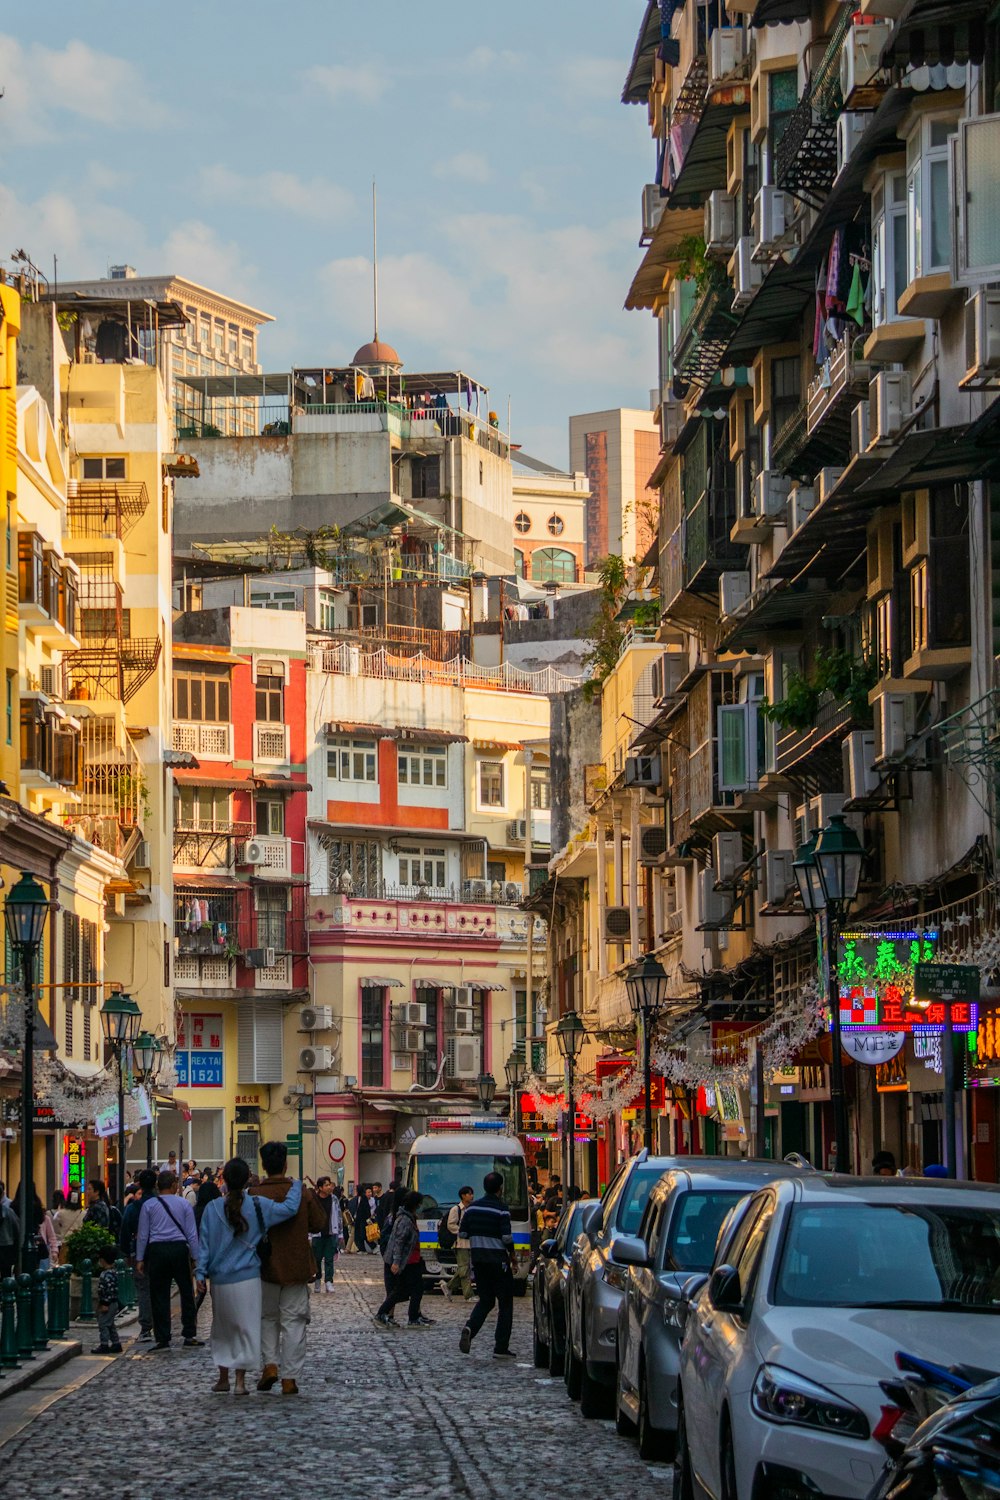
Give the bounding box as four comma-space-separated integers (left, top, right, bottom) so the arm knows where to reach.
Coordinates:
437, 1209, 457, 1253
108, 1204, 122, 1238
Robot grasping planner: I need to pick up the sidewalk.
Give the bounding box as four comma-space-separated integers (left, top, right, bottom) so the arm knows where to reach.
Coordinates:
0, 1303, 140, 1449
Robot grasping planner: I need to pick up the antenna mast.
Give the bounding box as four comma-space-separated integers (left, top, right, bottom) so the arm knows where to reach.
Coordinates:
372, 180, 379, 342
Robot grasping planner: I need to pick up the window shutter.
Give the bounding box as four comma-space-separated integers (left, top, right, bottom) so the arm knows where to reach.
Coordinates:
237, 1002, 284, 1084
717, 704, 749, 792
955, 113, 1000, 284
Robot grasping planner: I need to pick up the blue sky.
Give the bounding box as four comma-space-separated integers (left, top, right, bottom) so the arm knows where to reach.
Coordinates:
0, 3, 655, 464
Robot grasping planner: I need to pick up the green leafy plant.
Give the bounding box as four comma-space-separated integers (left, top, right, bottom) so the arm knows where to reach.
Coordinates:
582, 555, 629, 699
676, 234, 730, 295
64, 1223, 116, 1276
761, 648, 878, 732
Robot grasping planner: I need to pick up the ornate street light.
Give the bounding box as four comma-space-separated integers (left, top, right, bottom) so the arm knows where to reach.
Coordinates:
792, 833, 826, 915
132, 1031, 162, 1169
476, 1072, 497, 1112
555, 1009, 586, 1193
504, 1050, 525, 1134
813, 815, 864, 915
100, 992, 142, 1205
625, 954, 669, 1152
4, 872, 50, 1272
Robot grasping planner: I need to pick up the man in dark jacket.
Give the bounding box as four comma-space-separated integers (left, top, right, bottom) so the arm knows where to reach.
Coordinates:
458, 1172, 515, 1359
251, 1140, 327, 1395
373, 1190, 433, 1329
119, 1168, 156, 1340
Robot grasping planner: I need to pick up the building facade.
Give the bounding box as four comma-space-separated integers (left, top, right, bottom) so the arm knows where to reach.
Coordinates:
512, 454, 589, 585
569, 405, 660, 568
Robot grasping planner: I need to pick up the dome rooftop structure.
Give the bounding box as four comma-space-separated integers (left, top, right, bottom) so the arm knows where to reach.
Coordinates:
352, 339, 403, 371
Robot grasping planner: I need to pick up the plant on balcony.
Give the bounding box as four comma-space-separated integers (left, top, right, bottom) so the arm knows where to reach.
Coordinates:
117, 770, 151, 826
676, 235, 731, 296
582, 555, 628, 698
761, 648, 877, 731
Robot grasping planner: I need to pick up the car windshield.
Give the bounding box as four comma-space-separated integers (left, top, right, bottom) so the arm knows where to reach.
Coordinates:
617, 1166, 664, 1235
774, 1202, 1000, 1310
666, 1191, 745, 1271
411, 1154, 528, 1217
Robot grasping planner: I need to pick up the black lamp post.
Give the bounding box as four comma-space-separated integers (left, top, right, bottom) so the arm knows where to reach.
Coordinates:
4, 872, 50, 1272
793, 815, 864, 1174
504, 1049, 525, 1134
133, 1031, 162, 1169
554, 1009, 585, 1193
100, 991, 142, 1204
625, 954, 670, 1152
476, 1072, 497, 1113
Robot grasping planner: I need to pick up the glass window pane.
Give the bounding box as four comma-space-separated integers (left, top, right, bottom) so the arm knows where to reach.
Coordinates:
964, 115, 1000, 274
929, 157, 951, 269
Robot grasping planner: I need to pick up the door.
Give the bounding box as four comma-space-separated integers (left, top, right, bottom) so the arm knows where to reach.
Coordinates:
625, 1195, 664, 1396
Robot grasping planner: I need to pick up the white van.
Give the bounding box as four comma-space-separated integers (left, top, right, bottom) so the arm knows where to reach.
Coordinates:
406, 1125, 531, 1291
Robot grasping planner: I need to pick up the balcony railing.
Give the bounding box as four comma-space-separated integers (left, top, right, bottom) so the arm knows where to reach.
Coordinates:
173, 721, 233, 758
774, 694, 857, 777
173, 955, 235, 990
685, 487, 742, 587
317, 643, 583, 695
807, 333, 870, 436
321, 878, 526, 906
66, 481, 150, 540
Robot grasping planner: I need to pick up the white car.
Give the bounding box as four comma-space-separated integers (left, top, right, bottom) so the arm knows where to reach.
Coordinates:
675, 1175, 1000, 1500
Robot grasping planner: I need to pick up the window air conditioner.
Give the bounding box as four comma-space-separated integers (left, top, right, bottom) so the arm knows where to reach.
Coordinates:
464, 878, 490, 900
639, 824, 669, 866
398, 1001, 428, 1027
400, 1028, 425, 1053
843, 730, 878, 801
447, 1034, 482, 1080
624, 754, 662, 789
713, 831, 744, 885
963, 290, 1000, 386
840, 22, 891, 108
874, 692, 915, 762
299, 1005, 334, 1031
698, 868, 729, 927
752, 470, 791, 524
729, 237, 762, 311
719, 570, 751, 617
836, 111, 870, 177
810, 793, 847, 829
662, 397, 683, 445
299, 1045, 335, 1072
764, 850, 795, 906
246, 947, 276, 968
752, 186, 790, 258
641, 184, 665, 243
604, 906, 647, 943
787, 485, 815, 534
453, 1007, 475, 1034
870, 371, 912, 442
133, 840, 151, 870
243, 839, 266, 866
709, 26, 746, 84
851, 399, 871, 458
816, 467, 844, 505
705, 189, 736, 255
508, 818, 529, 843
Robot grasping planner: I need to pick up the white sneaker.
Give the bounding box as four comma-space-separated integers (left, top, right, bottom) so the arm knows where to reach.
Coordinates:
438, 1279, 453, 1302
324, 1282, 335, 1292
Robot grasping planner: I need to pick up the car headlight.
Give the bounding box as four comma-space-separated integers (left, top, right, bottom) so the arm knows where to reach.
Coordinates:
602, 1261, 628, 1291
751, 1365, 869, 1440
662, 1297, 681, 1328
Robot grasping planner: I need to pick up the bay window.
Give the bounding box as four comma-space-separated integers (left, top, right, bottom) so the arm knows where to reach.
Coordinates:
872, 171, 908, 325
906, 114, 958, 282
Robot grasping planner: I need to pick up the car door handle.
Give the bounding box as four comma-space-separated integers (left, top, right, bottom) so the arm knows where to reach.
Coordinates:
698, 1320, 713, 1337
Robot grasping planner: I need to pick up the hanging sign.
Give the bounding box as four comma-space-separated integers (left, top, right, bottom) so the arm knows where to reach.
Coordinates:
837, 931, 977, 1033
841, 1031, 905, 1064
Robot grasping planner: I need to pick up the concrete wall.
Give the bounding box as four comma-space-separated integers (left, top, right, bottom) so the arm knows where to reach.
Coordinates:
550, 687, 602, 856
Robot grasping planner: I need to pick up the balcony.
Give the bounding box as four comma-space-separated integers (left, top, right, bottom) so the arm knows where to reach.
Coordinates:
66, 715, 144, 856
903, 542, 972, 682
775, 90, 838, 208
254, 721, 289, 764
173, 955, 235, 990
805, 332, 871, 457
772, 693, 858, 791
239, 834, 291, 875
685, 487, 745, 593
314, 893, 504, 941
20, 702, 79, 794
175, 818, 254, 871
173, 721, 233, 758
675, 277, 738, 391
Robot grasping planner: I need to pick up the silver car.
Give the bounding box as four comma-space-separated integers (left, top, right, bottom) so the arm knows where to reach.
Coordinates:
613, 1161, 805, 1460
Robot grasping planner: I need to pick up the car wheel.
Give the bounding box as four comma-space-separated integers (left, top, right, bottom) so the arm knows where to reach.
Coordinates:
615, 1364, 637, 1437
720, 1417, 737, 1500
532, 1309, 548, 1368
637, 1360, 674, 1462
565, 1322, 583, 1400
579, 1329, 611, 1419
674, 1396, 695, 1500
548, 1329, 563, 1377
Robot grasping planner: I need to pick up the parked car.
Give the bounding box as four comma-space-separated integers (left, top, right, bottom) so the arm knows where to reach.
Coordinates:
533, 1197, 598, 1375
565, 1151, 744, 1418
675, 1175, 1000, 1500
614, 1160, 805, 1460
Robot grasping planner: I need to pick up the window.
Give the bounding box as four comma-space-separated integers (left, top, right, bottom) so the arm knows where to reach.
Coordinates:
327, 737, 377, 783
318, 590, 338, 631
255, 796, 284, 836
80, 607, 130, 639
227, 325, 239, 356
242, 333, 254, 362
767, 68, 798, 164
514, 548, 525, 578
81, 457, 126, 480
906, 113, 958, 281
547, 513, 565, 536
327, 838, 381, 896
176, 786, 231, 830
174, 667, 231, 723
416, 986, 440, 1086
487, 860, 507, 886
5, 493, 12, 570
18, 531, 44, 607
237, 1001, 283, 1084
398, 744, 447, 788
531, 547, 577, 584
530, 771, 551, 810
250, 588, 297, 611
255, 886, 288, 950
361, 986, 385, 1087
397, 846, 447, 889
5, 671, 12, 746
213, 320, 225, 351
514, 511, 531, 534
872, 171, 908, 325
955, 111, 1000, 283
255, 668, 284, 722
478, 760, 505, 808
770, 354, 800, 437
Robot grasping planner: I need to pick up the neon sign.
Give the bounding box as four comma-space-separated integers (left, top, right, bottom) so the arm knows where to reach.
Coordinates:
967, 1006, 1000, 1088
836, 931, 976, 1033
63, 1133, 86, 1197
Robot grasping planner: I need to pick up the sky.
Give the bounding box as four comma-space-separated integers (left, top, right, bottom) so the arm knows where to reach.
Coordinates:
0, 3, 656, 466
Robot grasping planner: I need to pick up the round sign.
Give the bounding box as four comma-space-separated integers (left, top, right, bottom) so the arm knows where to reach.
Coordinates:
327, 1137, 347, 1163
841, 1031, 905, 1065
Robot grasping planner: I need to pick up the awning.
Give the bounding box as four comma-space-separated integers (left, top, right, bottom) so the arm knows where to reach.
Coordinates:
255, 774, 312, 792
326, 721, 399, 739
414, 977, 456, 990
667, 84, 751, 209
622, 0, 661, 105
361, 976, 403, 988
172, 644, 247, 666
164, 749, 198, 769
882, 0, 987, 67
751, 0, 810, 22
626, 206, 705, 312
175, 874, 246, 892
397, 727, 468, 745
176, 372, 292, 398
172, 769, 253, 789
464, 980, 508, 992
472, 738, 522, 753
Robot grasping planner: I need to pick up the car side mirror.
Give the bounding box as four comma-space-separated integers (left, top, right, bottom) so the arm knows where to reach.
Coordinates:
580, 1202, 603, 1239
707, 1264, 742, 1313
541, 1238, 559, 1258
612, 1234, 648, 1268
673, 1272, 710, 1332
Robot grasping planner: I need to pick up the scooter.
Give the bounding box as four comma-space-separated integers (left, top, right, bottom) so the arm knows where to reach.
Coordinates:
867, 1351, 1000, 1498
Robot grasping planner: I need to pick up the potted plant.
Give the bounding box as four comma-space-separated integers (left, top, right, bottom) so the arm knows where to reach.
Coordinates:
63, 1224, 116, 1318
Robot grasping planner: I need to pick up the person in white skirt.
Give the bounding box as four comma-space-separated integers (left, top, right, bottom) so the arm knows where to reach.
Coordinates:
195, 1158, 303, 1395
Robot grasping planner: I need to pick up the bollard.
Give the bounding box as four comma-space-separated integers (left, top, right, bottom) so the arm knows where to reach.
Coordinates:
0, 1277, 18, 1368
15, 1274, 34, 1359
115, 1257, 134, 1311
57, 1264, 71, 1334
32, 1269, 49, 1350
77, 1258, 95, 1322
47, 1266, 64, 1338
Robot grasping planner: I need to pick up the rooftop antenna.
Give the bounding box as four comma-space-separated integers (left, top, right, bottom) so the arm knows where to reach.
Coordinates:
372, 180, 379, 343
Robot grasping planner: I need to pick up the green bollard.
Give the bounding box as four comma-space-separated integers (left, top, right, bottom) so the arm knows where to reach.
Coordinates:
47, 1267, 64, 1338
57, 1265, 70, 1334
77, 1258, 95, 1322
31, 1269, 48, 1351
15, 1274, 34, 1359
0, 1277, 18, 1367
115, 1257, 134, 1311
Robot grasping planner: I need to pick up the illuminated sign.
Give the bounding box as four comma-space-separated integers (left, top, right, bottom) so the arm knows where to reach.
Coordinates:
63, 1133, 86, 1197
836, 931, 976, 1033
967, 1005, 1000, 1088
175, 1011, 224, 1089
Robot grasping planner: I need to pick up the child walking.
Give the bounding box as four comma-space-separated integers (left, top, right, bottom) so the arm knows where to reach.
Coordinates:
94, 1244, 123, 1354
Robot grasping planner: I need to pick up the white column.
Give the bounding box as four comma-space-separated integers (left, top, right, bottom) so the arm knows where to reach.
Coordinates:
596, 822, 608, 979
629, 798, 641, 962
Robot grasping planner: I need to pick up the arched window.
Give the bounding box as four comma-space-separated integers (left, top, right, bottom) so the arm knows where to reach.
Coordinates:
514, 548, 525, 578
514, 511, 531, 534
547, 513, 565, 536
531, 547, 577, 584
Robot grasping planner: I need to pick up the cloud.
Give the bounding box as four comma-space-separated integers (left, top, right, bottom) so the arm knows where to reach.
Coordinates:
0, 34, 168, 140
463, 46, 522, 71
305, 62, 384, 104
156, 221, 261, 304
0, 181, 146, 278
200, 166, 354, 224
432, 151, 491, 185
558, 55, 624, 102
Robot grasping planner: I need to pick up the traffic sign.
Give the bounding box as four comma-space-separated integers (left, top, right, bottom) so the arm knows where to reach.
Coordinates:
285, 1133, 302, 1155
913, 963, 980, 1004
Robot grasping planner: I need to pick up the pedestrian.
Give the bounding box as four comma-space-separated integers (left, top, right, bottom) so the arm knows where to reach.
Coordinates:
0, 1188, 19, 1280
352, 1183, 373, 1252
161, 1150, 182, 1179
194, 1177, 222, 1230
375, 1181, 394, 1231
93, 1243, 123, 1355
251, 1141, 327, 1395
312, 1176, 343, 1293
195, 1157, 303, 1396
120, 1168, 156, 1340
872, 1151, 897, 1176
458, 1171, 516, 1360
439, 1185, 475, 1303
135, 1170, 202, 1351
51, 1187, 83, 1251
373, 1189, 434, 1329
83, 1178, 111, 1229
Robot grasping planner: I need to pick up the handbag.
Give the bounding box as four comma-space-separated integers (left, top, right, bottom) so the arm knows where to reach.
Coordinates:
365, 1220, 381, 1245
251, 1195, 272, 1265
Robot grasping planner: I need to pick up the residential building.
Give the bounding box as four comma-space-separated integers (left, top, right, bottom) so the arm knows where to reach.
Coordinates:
512, 452, 589, 584
569, 405, 660, 567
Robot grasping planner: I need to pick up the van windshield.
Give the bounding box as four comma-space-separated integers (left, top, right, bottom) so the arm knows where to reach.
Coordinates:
410, 1154, 528, 1217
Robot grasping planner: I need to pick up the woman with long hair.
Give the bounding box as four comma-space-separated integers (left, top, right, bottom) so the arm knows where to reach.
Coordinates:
194, 1177, 221, 1230
195, 1157, 302, 1395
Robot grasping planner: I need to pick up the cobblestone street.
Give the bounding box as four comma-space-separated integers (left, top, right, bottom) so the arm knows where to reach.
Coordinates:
0, 1261, 671, 1499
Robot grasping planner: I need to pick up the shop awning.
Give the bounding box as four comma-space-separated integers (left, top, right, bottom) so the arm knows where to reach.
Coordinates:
326, 721, 399, 739
361, 976, 403, 988
397, 727, 468, 745
254, 774, 312, 792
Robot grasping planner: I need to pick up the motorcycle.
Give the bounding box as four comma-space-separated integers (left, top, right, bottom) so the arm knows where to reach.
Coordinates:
868, 1351, 1000, 1498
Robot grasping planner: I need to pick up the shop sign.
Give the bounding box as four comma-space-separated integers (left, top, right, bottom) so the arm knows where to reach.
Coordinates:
875, 1050, 908, 1093
837, 931, 977, 1033
175, 1011, 224, 1089
519, 1091, 594, 1133
841, 1032, 906, 1064
62, 1133, 86, 1196
592, 1057, 664, 1110
967, 1004, 1000, 1088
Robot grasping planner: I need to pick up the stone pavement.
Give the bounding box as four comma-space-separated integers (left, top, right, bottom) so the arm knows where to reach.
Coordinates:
0, 1259, 672, 1499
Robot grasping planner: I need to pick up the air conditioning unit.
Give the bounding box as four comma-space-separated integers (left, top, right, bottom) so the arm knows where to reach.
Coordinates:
709, 25, 746, 82
299, 1004, 334, 1031
963, 290, 1000, 385
816, 467, 844, 504
604, 907, 647, 943
508, 818, 528, 843
870, 370, 912, 442
662, 396, 683, 445
464, 878, 489, 900
642, 183, 665, 243
764, 849, 795, 905
752, 186, 790, 257
639, 824, 669, 865
397, 1001, 428, 1027
299, 1045, 335, 1072
729, 237, 762, 311
399, 1028, 425, 1053
713, 831, 744, 885
810, 793, 847, 830
787, 485, 815, 534
719, 570, 751, 618
752, 470, 791, 524
246, 947, 276, 968
133, 840, 151, 870
851, 399, 871, 458
652, 653, 684, 703
624, 754, 662, 789
453, 1007, 475, 1033
705, 189, 736, 255
699, 867, 730, 928
504, 880, 524, 903
874, 692, 915, 762
843, 730, 878, 801
40, 665, 60, 698
447, 1034, 482, 1080
836, 111, 870, 176
840, 21, 891, 107
243, 839, 266, 866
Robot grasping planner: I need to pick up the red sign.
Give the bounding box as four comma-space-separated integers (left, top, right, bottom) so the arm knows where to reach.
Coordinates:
592, 1057, 665, 1110
519, 1091, 594, 1131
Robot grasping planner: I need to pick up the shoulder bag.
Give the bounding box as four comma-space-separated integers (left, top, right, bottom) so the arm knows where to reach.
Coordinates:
251, 1194, 272, 1264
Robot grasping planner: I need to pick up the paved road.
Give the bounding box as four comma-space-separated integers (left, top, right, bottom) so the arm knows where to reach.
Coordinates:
0, 1260, 671, 1499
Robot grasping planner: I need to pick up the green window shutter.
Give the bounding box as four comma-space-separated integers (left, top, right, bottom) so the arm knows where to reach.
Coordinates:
717, 704, 749, 792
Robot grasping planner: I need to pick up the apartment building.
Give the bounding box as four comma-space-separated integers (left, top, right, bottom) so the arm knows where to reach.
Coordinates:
596, 0, 1000, 1176
569, 405, 660, 568
512, 453, 589, 585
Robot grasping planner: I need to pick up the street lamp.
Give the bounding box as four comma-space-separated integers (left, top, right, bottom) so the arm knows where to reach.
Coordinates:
793, 815, 864, 1174
625, 954, 670, 1153
476, 1072, 497, 1112
100, 991, 141, 1205
504, 1049, 525, 1134
555, 1009, 586, 1194
132, 1031, 162, 1169
4, 872, 50, 1272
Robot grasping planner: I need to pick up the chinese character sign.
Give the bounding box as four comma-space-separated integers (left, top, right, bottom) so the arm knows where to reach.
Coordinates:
836, 931, 975, 1033
63, 1133, 86, 1197
967, 1004, 1000, 1088
175, 1011, 224, 1089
